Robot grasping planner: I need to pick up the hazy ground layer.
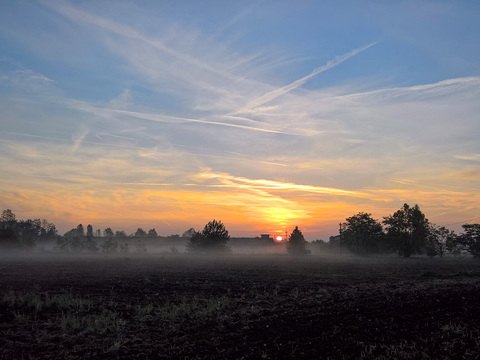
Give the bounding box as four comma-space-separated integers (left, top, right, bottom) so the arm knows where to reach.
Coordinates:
1, 254, 479, 359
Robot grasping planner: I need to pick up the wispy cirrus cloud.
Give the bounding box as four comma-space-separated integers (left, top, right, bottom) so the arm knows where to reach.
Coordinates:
455, 154, 480, 162
194, 170, 378, 200
234, 42, 377, 114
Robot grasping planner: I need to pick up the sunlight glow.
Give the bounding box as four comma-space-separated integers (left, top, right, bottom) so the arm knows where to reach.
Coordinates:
1, 2, 480, 240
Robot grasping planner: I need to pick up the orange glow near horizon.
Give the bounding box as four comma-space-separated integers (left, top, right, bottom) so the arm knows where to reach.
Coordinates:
2, 4, 480, 246
1, 168, 480, 240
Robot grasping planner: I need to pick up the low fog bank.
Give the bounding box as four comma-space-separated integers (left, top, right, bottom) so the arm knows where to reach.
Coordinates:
0, 244, 473, 266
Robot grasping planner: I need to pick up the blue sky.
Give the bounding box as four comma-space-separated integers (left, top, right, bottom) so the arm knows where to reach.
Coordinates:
1, 0, 480, 239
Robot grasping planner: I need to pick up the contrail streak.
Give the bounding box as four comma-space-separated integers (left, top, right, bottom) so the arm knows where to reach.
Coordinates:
235, 42, 377, 114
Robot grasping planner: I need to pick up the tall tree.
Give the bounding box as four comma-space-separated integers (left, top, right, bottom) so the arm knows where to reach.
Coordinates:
446, 233, 462, 257
86, 224, 94, 238
186, 220, 230, 253
383, 203, 430, 258
341, 212, 384, 255
426, 225, 455, 258
287, 226, 309, 256
76, 224, 85, 237
458, 224, 480, 258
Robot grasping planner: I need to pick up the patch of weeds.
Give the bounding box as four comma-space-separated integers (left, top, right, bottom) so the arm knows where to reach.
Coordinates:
104, 337, 130, 353
3, 290, 110, 335
441, 322, 469, 336
51, 293, 93, 311
59, 312, 84, 333
12, 310, 31, 324
86, 309, 125, 335
158, 295, 231, 325
2, 291, 92, 312
135, 303, 155, 321
59, 309, 125, 335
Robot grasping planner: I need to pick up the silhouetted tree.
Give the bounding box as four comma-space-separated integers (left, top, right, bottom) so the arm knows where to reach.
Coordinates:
186, 220, 230, 253
383, 204, 430, 258
186, 231, 204, 253
0, 210, 19, 249
86, 224, 94, 238
101, 238, 119, 253
426, 225, 455, 258
0, 210, 56, 250
14, 219, 40, 249
458, 224, 480, 258
0, 227, 18, 249
446, 234, 462, 257
182, 228, 196, 239
40, 219, 57, 239
119, 243, 129, 253
287, 226, 309, 256
114, 230, 127, 238
76, 224, 85, 237
55, 236, 69, 252
61, 226, 85, 252
135, 228, 147, 237
1, 209, 16, 224
147, 228, 158, 238
84, 236, 99, 253
104, 228, 114, 237
69, 236, 84, 252
341, 212, 385, 255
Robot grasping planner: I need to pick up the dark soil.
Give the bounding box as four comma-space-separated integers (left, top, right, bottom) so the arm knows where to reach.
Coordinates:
0, 253, 479, 359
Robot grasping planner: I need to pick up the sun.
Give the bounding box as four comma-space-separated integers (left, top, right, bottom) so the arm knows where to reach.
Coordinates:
276, 236, 283, 242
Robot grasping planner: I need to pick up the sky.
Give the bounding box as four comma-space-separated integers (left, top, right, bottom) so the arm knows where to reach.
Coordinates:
1, 1, 480, 240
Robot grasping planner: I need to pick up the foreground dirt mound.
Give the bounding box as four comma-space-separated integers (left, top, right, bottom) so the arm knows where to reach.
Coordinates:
0, 254, 479, 359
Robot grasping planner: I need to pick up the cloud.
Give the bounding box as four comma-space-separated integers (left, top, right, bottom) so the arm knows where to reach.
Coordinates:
70, 127, 89, 154
449, 168, 480, 181
194, 170, 376, 200
2, 69, 56, 94
234, 42, 377, 114
455, 154, 480, 162
108, 89, 133, 110
45, 1, 265, 99
332, 76, 480, 103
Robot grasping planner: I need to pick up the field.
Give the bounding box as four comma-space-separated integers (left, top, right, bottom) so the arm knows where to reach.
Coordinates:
1, 254, 479, 359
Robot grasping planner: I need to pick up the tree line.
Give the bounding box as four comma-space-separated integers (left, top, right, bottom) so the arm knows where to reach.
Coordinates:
1, 205, 480, 258
325, 203, 479, 258
0, 209, 57, 250
0, 209, 195, 253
